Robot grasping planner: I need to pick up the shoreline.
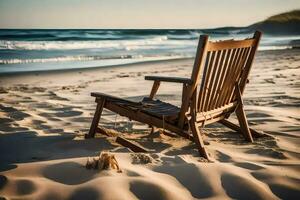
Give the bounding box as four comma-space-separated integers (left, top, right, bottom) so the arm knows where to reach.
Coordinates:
1, 48, 299, 76
0, 57, 193, 78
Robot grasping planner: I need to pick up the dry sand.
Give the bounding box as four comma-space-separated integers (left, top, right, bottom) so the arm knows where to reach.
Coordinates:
0, 49, 299, 200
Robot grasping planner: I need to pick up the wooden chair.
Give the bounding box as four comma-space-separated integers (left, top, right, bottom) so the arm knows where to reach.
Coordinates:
86, 31, 262, 159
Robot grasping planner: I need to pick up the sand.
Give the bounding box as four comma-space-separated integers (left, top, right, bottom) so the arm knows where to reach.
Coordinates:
0, 49, 299, 200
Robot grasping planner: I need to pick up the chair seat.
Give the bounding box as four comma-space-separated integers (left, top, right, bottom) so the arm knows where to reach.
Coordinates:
140, 97, 180, 121
91, 92, 180, 122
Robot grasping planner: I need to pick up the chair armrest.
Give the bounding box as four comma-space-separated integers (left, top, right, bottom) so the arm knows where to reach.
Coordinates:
145, 76, 192, 84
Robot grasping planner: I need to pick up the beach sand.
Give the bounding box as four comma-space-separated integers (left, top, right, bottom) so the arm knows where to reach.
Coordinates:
0, 49, 299, 200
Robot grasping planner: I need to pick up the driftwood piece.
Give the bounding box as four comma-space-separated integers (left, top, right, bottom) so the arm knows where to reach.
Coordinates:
116, 136, 148, 153
86, 152, 122, 173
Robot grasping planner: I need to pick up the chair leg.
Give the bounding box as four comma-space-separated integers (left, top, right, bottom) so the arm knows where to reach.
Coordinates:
235, 105, 253, 142
190, 118, 210, 159
85, 98, 105, 138
234, 84, 254, 142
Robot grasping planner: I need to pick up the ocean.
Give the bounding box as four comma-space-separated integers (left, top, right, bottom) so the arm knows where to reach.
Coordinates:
0, 29, 299, 74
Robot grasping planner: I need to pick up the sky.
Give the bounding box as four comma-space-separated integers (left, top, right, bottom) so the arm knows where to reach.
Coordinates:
0, 0, 299, 29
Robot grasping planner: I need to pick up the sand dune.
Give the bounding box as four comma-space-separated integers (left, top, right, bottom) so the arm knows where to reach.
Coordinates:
0, 49, 300, 199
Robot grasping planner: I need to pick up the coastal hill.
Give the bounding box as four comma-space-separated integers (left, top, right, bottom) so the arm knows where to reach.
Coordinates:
247, 10, 300, 35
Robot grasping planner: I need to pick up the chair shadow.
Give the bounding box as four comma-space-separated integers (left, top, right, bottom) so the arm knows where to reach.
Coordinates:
0, 130, 118, 172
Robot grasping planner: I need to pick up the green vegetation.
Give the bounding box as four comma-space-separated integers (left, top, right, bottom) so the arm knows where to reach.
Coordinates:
264, 10, 300, 23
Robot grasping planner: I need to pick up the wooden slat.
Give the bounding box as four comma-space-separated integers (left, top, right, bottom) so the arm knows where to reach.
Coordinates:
178, 35, 209, 128
116, 136, 148, 152
227, 47, 251, 104
223, 47, 245, 105
149, 80, 160, 99
96, 126, 119, 137
145, 76, 192, 84
203, 52, 218, 111
206, 38, 255, 51
86, 98, 105, 138
216, 48, 238, 107
205, 50, 222, 111
230, 47, 252, 102
198, 51, 212, 112
104, 101, 192, 140
239, 31, 262, 94
208, 49, 227, 110
219, 119, 270, 138
196, 102, 236, 122
213, 49, 232, 108
234, 85, 253, 142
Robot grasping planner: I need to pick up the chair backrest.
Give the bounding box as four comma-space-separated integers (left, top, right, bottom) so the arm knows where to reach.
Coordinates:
190, 31, 261, 114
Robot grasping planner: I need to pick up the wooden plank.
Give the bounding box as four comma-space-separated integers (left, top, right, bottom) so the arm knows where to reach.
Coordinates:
196, 102, 236, 122
230, 47, 252, 102
207, 38, 255, 51
223, 48, 245, 105
104, 101, 193, 140
235, 85, 253, 142
86, 98, 105, 138
149, 80, 160, 99
239, 31, 262, 94
182, 83, 188, 104
116, 136, 148, 152
145, 76, 192, 84
219, 119, 271, 138
190, 114, 210, 159
96, 126, 119, 137
204, 50, 221, 111
200, 51, 216, 112
178, 35, 209, 128
198, 51, 212, 112
213, 49, 232, 109
208, 49, 227, 110
217, 48, 238, 106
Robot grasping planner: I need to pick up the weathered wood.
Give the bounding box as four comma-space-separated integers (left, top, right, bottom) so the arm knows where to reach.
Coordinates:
198, 51, 211, 111
207, 38, 255, 51
214, 49, 232, 108
219, 119, 270, 138
87, 31, 262, 158
96, 126, 119, 137
149, 80, 160, 99
178, 35, 209, 128
145, 76, 192, 84
196, 102, 236, 122
190, 113, 210, 159
239, 31, 262, 95
86, 98, 105, 138
235, 85, 253, 142
104, 101, 191, 140
116, 136, 148, 152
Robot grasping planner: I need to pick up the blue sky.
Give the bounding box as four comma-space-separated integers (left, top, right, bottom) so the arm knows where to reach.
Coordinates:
0, 0, 299, 28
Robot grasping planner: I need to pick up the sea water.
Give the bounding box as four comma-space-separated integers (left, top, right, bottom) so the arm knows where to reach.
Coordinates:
0, 29, 299, 74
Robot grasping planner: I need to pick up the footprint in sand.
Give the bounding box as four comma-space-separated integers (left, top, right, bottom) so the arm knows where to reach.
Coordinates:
0, 175, 8, 190
234, 162, 265, 170
39, 110, 83, 118
43, 162, 97, 185
221, 173, 273, 200
15, 179, 36, 195
251, 171, 300, 199
130, 180, 166, 200
154, 163, 213, 199
68, 187, 102, 200
0, 105, 30, 121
